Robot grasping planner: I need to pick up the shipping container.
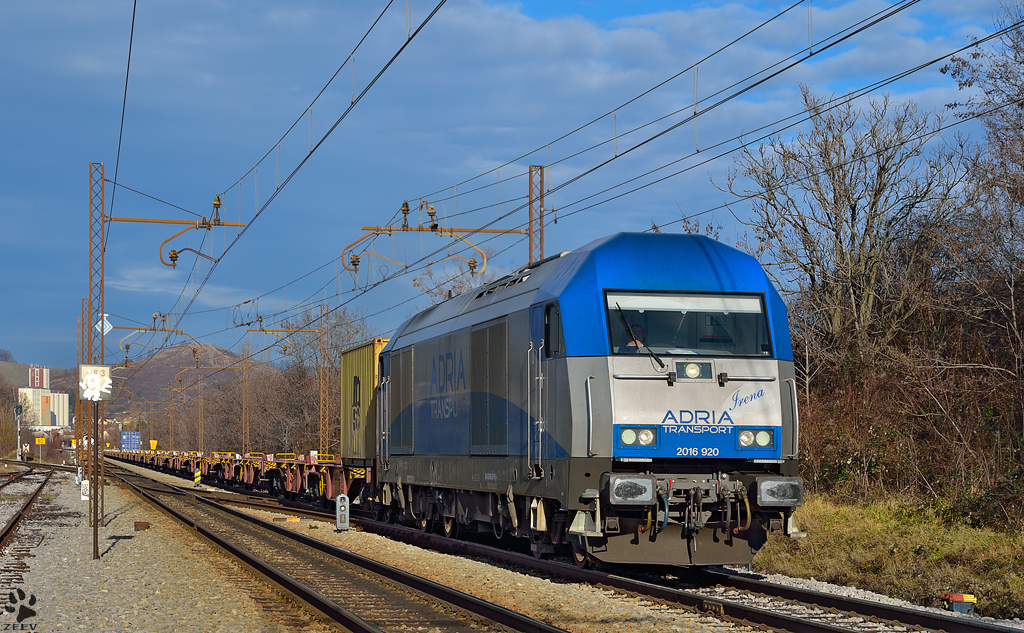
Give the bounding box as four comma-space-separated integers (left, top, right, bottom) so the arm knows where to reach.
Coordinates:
340, 338, 388, 465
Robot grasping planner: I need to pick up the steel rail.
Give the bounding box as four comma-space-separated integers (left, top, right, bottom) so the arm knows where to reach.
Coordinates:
0, 470, 53, 550
114, 472, 387, 633
116, 470, 567, 633
194, 494, 567, 633
355, 521, 1020, 633
108, 457, 1014, 633
702, 570, 1020, 633
0, 470, 31, 490
0, 459, 78, 474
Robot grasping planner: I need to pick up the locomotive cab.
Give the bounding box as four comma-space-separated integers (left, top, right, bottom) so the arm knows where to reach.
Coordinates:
565, 288, 803, 565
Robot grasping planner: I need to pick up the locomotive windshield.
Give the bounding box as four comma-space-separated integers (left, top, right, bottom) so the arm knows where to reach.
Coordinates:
606, 292, 772, 357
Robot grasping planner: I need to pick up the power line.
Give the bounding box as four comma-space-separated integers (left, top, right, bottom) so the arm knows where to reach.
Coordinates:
105, 0, 139, 246
103, 179, 201, 218
164, 0, 916, 325
130, 2, 995, 374
166, 0, 449, 333
219, 0, 397, 195
392, 0, 914, 225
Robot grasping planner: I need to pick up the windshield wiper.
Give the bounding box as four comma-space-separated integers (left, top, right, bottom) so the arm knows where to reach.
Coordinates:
614, 302, 665, 370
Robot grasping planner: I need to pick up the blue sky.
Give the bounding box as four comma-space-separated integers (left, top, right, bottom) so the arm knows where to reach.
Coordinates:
0, 0, 1006, 368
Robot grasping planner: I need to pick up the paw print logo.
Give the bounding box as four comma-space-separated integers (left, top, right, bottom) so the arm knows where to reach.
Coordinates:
5, 588, 36, 622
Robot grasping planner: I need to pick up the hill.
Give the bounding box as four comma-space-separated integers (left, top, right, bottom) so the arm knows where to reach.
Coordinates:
0, 361, 76, 391
0, 346, 253, 413
113, 345, 245, 411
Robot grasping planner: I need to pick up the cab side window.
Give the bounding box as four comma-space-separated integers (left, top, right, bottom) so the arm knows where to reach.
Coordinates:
544, 303, 561, 359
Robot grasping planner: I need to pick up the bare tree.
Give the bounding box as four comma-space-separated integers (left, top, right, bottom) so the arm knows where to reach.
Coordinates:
721, 87, 971, 363
412, 248, 506, 308
942, 0, 1024, 440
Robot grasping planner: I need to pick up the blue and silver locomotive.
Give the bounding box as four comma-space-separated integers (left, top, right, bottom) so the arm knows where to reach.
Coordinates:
369, 232, 803, 566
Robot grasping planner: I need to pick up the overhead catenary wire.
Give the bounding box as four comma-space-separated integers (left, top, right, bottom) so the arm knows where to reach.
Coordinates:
167, 0, 921, 328
130, 2, 1000, 381
219, 0, 397, 195
382, 0, 919, 229
142, 0, 893, 342
104, 0, 139, 247
165, 0, 449, 335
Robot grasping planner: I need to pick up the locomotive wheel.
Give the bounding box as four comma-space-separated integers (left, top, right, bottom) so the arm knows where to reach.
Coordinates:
441, 515, 459, 538
570, 541, 591, 569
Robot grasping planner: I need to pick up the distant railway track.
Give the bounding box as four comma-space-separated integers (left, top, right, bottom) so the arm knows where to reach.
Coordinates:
0, 459, 78, 474
0, 469, 54, 550
111, 465, 567, 633
108, 457, 1016, 633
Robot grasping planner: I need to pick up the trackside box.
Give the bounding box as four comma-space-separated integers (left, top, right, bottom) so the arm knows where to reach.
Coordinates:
340, 338, 389, 465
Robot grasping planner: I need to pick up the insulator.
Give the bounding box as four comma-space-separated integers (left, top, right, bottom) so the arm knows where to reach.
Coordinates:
350, 254, 360, 271
401, 201, 410, 228
169, 250, 179, 265
212, 194, 222, 209
468, 258, 477, 272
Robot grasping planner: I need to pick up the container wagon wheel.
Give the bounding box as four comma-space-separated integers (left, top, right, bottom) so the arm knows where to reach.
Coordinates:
441, 515, 459, 538
417, 515, 433, 533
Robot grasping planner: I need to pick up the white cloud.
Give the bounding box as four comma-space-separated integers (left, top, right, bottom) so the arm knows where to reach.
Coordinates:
3, 0, 1008, 364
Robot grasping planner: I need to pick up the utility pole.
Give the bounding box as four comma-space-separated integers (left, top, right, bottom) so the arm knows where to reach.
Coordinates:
87, 163, 105, 535
242, 348, 250, 456
319, 303, 329, 456
14, 405, 21, 461
176, 360, 234, 454
528, 165, 546, 264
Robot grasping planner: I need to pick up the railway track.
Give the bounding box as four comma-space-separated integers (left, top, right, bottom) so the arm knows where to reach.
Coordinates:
108, 458, 1019, 633
358, 518, 1019, 633
111, 466, 567, 633
0, 469, 53, 550
0, 468, 61, 593
0, 458, 78, 474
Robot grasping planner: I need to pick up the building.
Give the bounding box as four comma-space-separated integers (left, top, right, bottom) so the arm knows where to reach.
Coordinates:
27, 366, 49, 389
18, 387, 69, 429
17, 365, 69, 430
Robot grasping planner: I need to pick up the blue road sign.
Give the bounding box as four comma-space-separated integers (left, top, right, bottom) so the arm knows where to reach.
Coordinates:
120, 431, 142, 451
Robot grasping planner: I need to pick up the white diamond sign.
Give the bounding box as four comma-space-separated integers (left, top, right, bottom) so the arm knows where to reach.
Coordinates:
79, 365, 112, 402
94, 313, 112, 336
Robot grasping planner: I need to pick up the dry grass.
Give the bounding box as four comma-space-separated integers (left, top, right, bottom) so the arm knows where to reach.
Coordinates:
753, 495, 1024, 618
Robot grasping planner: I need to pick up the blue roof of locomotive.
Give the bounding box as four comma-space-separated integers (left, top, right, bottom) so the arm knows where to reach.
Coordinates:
385, 232, 792, 360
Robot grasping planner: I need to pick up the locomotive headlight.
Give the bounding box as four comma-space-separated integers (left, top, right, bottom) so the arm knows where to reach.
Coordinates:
675, 361, 712, 380
738, 430, 755, 446
638, 429, 655, 445
755, 430, 773, 446
620, 428, 637, 445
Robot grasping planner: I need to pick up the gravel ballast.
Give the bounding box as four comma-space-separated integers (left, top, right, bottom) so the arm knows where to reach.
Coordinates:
113, 461, 750, 633
9, 468, 339, 632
